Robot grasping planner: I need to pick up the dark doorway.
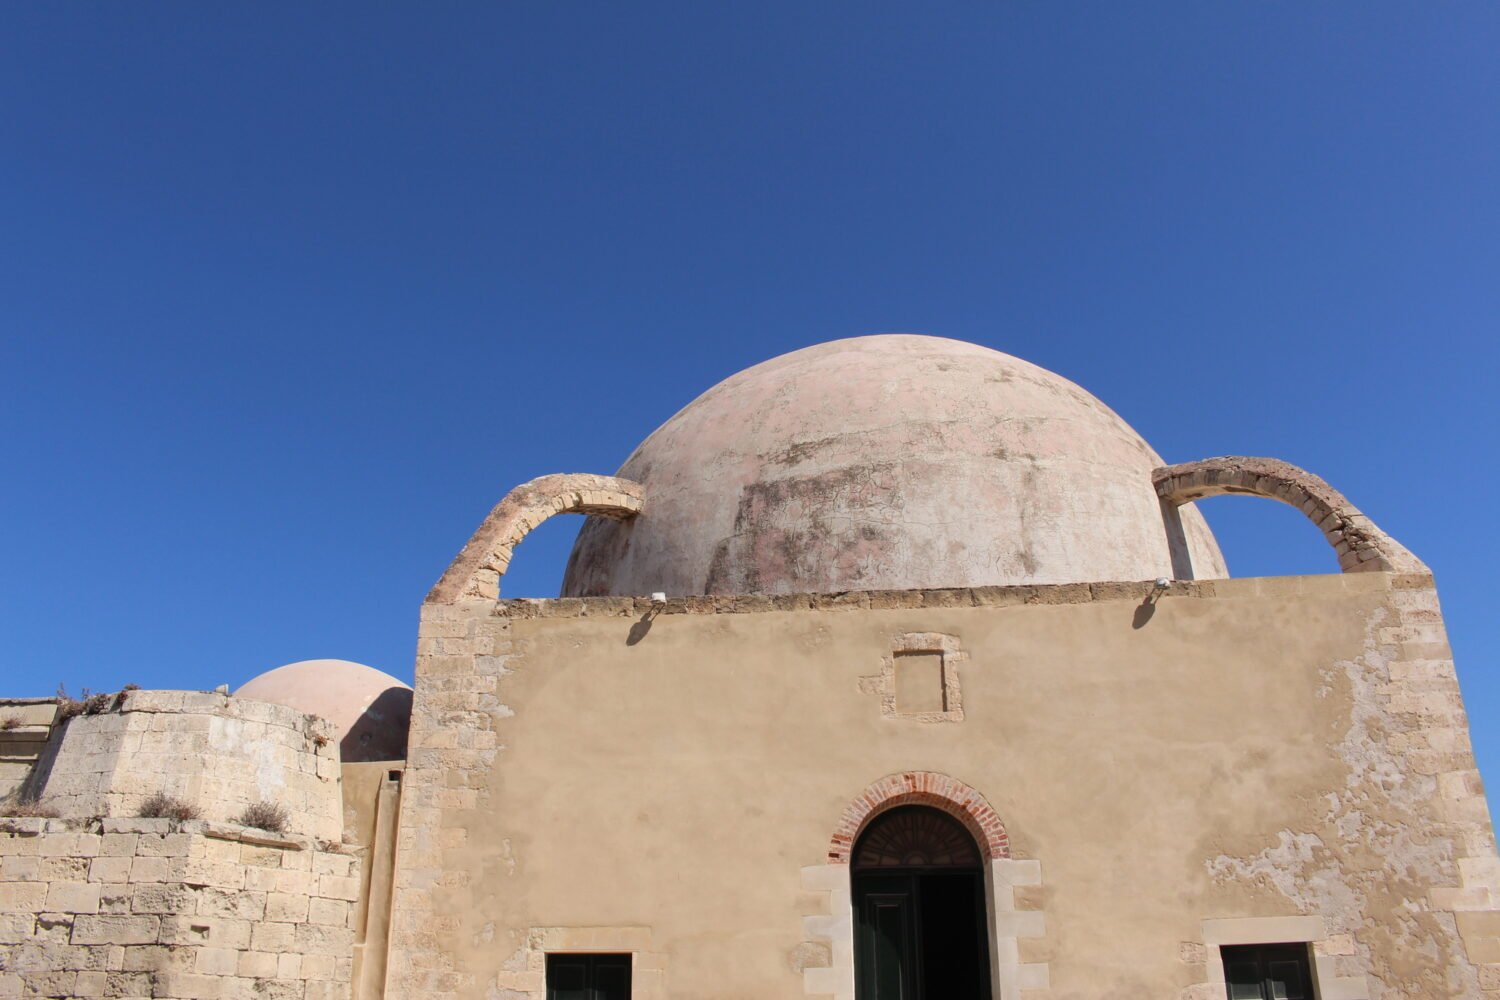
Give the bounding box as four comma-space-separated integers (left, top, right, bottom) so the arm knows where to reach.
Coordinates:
852, 806, 992, 1000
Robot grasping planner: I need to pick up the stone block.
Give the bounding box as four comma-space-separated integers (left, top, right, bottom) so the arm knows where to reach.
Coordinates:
318, 874, 360, 901
294, 921, 351, 956
40, 855, 89, 881
0, 881, 46, 912
45, 881, 103, 914
0, 913, 35, 944
130, 882, 194, 915
312, 852, 354, 877
87, 856, 132, 883
275, 953, 302, 979
272, 868, 315, 895
17, 971, 75, 997
69, 914, 160, 945
265, 892, 309, 923
99, 833, 139, 857
236, 950, 279, 978
304, 980, 350, 1000
301, 953, 337, 980
159, 914, 252, 950
120, 943, 196, 972
72, 970, 108, 996
135, 833, 192, 858
151, 971, 227, 999
0, 856, 40, 880
249, 919, 295, 952
308, 897, 348, 926
1432, 885, 1494, 912
195, 946, 241, 976
101, 818, 172, 836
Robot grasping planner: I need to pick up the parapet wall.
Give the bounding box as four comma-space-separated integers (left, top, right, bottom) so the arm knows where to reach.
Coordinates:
29, 691, 341, 843
0, 815, 356, 1000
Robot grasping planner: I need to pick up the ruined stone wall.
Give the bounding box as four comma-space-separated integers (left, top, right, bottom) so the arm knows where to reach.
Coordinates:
30, 691, 341, 843
0, 815, 357, 1000
386, 572, 1500, 1000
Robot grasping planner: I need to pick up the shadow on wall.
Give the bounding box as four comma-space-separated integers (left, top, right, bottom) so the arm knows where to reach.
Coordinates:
343, 686, 414, 763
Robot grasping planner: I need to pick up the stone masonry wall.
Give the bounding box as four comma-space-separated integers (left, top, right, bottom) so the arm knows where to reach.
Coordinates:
31, 691, 341, 843
0, 816, 357, 1000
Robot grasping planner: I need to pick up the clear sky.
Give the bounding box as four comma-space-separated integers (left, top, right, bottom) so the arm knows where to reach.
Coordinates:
2, 6, 1497, 789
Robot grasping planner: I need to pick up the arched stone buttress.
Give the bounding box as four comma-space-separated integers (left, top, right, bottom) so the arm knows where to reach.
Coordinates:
428, 474, 645, 603
1153, 456, 1426, 575
800, 772, 1048, 999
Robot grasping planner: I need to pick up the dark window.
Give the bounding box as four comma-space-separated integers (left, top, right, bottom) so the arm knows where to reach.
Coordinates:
546, 953, 631, 1000
1220, 943, 1313, 1000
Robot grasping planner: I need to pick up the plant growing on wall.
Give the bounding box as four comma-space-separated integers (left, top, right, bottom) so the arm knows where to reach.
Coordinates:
0, 794, 59, 818
235, 800, 289, 833
137, 792, 199, 822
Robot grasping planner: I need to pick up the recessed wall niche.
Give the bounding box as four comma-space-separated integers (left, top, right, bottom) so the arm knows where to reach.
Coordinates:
861, 632, 967, 723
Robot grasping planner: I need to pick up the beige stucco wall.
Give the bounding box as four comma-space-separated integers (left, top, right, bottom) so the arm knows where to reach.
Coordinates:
389, 574, 1500, 999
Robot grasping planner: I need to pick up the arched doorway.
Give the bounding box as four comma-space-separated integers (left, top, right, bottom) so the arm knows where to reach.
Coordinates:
852, 806, 992, 1000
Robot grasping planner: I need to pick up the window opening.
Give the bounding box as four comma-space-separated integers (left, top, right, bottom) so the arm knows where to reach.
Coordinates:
1219, 943, 1313, 1000
545, 953, 632, 1000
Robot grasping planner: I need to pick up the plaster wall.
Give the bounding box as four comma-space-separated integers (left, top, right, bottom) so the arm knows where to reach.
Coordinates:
388, 573, 1500, 999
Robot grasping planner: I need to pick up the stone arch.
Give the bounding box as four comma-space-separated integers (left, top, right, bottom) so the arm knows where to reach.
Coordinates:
1153, 456, 1426, 575
828, 771, 1009, 864
428, 474, 644, 603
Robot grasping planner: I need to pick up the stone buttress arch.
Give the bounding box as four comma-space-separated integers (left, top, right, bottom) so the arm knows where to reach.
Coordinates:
1153, 456, 1425, 575
428, 474, 644, 603
829, 771, 1009, 863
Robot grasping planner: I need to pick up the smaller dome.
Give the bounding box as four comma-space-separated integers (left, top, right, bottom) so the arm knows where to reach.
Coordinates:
235, 659, 412, 763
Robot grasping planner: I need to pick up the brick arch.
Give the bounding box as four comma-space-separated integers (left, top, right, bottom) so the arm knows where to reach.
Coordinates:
1154, 456, 1426, 575
828, 771, 1009, 864
428, 473, 645, 603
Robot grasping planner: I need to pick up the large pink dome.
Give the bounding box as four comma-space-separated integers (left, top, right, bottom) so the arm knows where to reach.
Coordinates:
563, 335, 1224, 597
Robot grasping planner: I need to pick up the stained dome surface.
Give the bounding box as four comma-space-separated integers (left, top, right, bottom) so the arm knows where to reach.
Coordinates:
563, 335, 1224, 597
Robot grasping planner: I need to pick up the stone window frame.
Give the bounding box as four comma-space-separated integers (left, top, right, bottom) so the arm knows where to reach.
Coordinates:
863, 632, 967, 723
1194, 916, 1369, 1000
490, 926, 665, 999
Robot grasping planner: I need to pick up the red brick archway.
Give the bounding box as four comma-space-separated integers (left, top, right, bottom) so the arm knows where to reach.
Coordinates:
828, 771, 1009, 863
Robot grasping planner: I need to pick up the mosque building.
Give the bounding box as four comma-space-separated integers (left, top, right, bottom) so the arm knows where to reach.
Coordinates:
2, 335, 1497, 1000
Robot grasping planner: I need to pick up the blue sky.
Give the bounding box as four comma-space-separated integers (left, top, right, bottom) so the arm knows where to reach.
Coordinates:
2, 6, 1497, 786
